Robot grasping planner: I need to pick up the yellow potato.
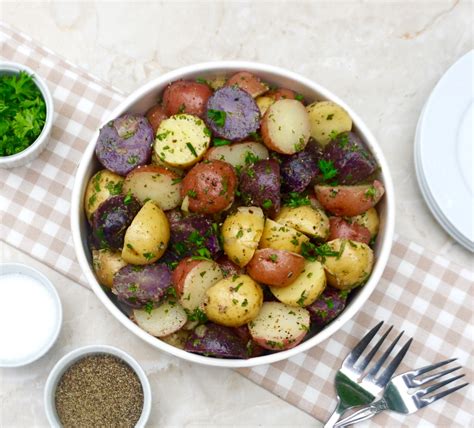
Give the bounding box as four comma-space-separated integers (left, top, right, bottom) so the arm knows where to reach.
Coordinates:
259, 219, 309, 254
322, 239, 374, 290
275, 205, 330, 240
204, 274, 263, 327
92, 249, 127, 288
154, 114, 211, 168
349, 208, 380, 238
306, 101, 352, 146
84, 169, 123, 222
270, 260, 326, 307
122, 201, 170, 265
222, 206, 265, 267
256, 95, 275, 116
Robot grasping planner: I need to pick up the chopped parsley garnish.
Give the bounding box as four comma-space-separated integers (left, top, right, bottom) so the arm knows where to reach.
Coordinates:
296, 290, 307, 307
268, 254, 278, 263
187, 189, 197, 198
262, 199, 273, 209
185, 307, 208, 324
318, 159, 338, 181
0, 71, 47, 156
143, 252, 155, 261
105, 180, 123, 195
144, 301, 154, 315
329, 130, 340, 140
294, 93, 304, 102
213, 138, 231, 147
301, 241, 340, 262
207, 109, 227, 127
284, 192, 310, 208
244, 151, 259, 165
195, 77, 209, 85
365, 185, 377, 200
326, 113, 334, 120
123, 190, 134, 205
171, 177, 182, 185
186, 142, 198, 157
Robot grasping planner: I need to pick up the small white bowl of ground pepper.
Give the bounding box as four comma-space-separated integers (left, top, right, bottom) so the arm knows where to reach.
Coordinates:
44, 345, 151, 428
0, 61, 54, 168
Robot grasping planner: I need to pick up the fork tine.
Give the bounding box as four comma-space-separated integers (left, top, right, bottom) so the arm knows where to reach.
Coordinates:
418, 374, 466, 396
372, 337, 413, 386
343, 321, 384, 368
356, 325, 393, 372
364, 328, 402, 381
413, 358, 458, 377
420, 381, 469, 408
414, 366, 462, 387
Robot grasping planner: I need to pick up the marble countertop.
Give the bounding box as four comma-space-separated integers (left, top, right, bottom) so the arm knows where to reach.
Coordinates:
1, 1, 473, 427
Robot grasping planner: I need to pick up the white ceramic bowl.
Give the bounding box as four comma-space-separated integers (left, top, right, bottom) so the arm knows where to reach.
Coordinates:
71, 61, 395, 368
0, 263, 62, 367
0, 61, 54, 168
44, 345, 152, 428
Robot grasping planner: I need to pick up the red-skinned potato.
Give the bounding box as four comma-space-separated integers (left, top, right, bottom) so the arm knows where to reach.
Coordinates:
146, 104, 168, 135
216, 256, 245, 278
123, 165, 182, 210
246, 248, 305, 287
225, 71, 269, 98
180, 160, 237, 214
248, 302, 310, 351
261, 99, 311, 155
270, 88, 296, 101
328, 217, 371, 244
162, 80, 213, 117
172, 257, 223, 311
315, 180, 385, 217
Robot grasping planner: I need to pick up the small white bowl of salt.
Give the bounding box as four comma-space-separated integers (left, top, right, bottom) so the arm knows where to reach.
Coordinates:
0, 263, 62, 367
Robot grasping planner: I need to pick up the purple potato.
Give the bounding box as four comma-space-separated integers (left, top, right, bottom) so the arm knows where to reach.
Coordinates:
165, 210, 221, 257
112, 263, 172, 308
205, 87, 260, 141
91, 195, 141, 250
306, 287, 348, 327
95, 114, 154, 176
281, 150, 319, 192
239, 159, 281, 217
323, 132, 377, 184
184, 323, 249, 359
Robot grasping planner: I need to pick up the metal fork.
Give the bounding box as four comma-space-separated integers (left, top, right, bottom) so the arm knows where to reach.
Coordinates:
324, 321, 412, 427
335, 358, 468, 427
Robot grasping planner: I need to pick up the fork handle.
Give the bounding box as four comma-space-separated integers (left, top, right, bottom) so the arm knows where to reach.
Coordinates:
323, 401, 347, 428
334, 399, 389, 427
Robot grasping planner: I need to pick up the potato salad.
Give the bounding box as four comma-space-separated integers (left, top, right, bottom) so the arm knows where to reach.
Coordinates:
85, 71, 385, 359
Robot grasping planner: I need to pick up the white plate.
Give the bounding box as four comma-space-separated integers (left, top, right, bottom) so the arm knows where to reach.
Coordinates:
415, 51, 474, 252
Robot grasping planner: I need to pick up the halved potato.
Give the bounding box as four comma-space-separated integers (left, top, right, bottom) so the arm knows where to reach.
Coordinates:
269, 260, 326, 307
122, 201, 170, 264
259, 219, 310, 254
204, 274, 263, 327
349, 208, 380, 238
306, 101, 352, 146
225, 71, 269, 98
248, 302, 310, 351
275, 205, 330, 240
221, 206, 265, 267
84, 169, 123, 222
205, 141, 269, 168
92, 249, 127, 288
322, 239, 374, 290
246, 248, 305, 288
123, 165, 182, 210
153, 114, 211, 168
172, 258, 223, 311
132, 299, 187, 337
261, 99, 311, 154
315, 180, 385, 217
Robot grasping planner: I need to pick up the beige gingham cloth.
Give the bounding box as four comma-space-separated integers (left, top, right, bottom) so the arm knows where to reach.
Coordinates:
1, 22, 472, 427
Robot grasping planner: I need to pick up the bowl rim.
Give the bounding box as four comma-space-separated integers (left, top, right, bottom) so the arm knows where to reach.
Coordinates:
43, 344, 152, 428
0, 262, 62, 368
71, 61, 395, 368
0, 60, 54, 167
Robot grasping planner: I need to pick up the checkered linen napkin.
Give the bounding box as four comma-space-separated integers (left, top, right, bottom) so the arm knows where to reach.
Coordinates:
1, 22, 472, 427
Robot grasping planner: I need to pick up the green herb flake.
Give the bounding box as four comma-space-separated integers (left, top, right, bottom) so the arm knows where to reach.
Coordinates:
284, 192, 310, 208
296, 290, 307, 307
123, 190, 133, 205
187, 189, 197, 198
144, 301, 154, 315
262, 199, 273, 209
171, 177, 182, 185
186, 142, 198, 157
294, 93, 304, 102
318, 159, 338, 181
213, 138, 231, 147
207, 109, 227, 127
268, 254, 278, 263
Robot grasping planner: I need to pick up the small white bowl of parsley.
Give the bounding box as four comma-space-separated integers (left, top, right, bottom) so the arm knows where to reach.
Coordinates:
0, 61, 54, 168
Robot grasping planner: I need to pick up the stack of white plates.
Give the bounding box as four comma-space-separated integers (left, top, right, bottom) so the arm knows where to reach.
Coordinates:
414, 50, 474, 252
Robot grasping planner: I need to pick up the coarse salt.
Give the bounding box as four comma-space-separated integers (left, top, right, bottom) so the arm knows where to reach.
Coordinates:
0, 272, 58, 365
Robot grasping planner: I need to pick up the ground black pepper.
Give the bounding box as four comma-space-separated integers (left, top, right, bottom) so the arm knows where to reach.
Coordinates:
54, 354, 143, 428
